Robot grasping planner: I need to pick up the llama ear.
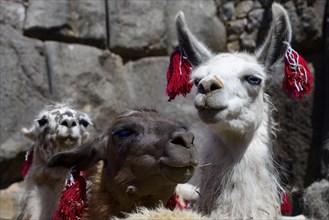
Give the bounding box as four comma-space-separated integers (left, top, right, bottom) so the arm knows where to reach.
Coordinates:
22, 116, 49, 140
176, 11, 213, 66
256, 3, 292, 68
47, 136, 108, 171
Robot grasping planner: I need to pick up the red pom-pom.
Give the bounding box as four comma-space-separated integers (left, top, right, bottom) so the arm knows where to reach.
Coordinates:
22, 147, 34, 177
283, 43, 313, 99
165, 193, 190, 211
281, 192, 292, 215
53, 170, 87, 220
166, 47, 193, 101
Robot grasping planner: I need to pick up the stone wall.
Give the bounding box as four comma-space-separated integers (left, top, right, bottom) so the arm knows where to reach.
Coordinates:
0, 0, 327, 218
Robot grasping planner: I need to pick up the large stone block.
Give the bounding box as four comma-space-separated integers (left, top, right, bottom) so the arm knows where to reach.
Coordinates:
45, 42, 125, 132
108, 0, 167, 58
0, 25, 49, 156
45, 41, 200, 133
0, 25, 49, 187
0, 0, 25, 30
24, 0, 106, 48
124, 58, 200, 126
108, 0, 227, 58
166, 0, 227, 53
282, 0, 326, 53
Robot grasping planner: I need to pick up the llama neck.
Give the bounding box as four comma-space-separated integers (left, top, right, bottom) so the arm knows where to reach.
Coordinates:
198, 103, 281, 219
86, 163, 171, 219
29, 143, 70, 184
23, 143, 70, 220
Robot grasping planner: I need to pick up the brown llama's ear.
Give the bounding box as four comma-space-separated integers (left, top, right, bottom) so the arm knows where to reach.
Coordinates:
47, 135, 108, 171
176, 11, 213, 66
256, 3, 292, 69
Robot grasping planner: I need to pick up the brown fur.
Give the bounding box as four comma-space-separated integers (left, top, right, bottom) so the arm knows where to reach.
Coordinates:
48, 109, 198, 219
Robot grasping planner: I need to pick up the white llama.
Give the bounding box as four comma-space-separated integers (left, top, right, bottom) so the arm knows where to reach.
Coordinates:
18, 102, 92, 220
178, 3, 291, 219
123, 3, 297, 220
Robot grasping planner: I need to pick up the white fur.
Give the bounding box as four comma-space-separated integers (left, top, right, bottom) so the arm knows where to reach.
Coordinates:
18, 103, 92, 220
175, 183, 199, 202
173, 2, 292, 219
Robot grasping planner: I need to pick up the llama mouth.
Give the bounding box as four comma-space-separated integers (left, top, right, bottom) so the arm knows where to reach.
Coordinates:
160, 165, 194, 183
197, 109, 226, 124
56, 136, 80, 147
159, 157, 198, 168
200, 105, 227, 111
159, 163, 195, 183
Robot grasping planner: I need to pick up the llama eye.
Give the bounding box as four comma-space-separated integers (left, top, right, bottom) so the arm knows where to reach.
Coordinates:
79, 119, 90, 127
37, 118, 48, 127
246, 75, 261, 85
114, 129, 135, 138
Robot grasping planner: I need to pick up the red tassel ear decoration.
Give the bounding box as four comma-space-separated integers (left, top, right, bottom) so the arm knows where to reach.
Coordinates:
166, 46, 193, 101
22, 147, 34, 177
283, 42, 313, 99
53, 170, 87, 220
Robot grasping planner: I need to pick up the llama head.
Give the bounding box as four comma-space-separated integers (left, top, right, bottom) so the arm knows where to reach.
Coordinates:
22, 102, 92, 151
48, 108, 198, 205
175, 3, 292, 135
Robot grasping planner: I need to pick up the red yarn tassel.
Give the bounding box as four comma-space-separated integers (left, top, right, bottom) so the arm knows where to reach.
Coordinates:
166, 47, 193, 101
22, 147, 34, 177
165, 193, 189, 210
53, 170, 87, 220
283, 42, 313, 99
280, 192, 292, 215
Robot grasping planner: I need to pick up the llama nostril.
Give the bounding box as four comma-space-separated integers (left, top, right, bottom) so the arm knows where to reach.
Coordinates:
199, 77, 224, 94
60, 121, 68, 127
198, 84, 206, 94
210, 82, 221, 91
171, 136, 187, 148
60, 119, 76, 128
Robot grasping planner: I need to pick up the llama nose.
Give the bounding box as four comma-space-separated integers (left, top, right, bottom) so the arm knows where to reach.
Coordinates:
198, 77, 224, 94
60, 118, 77, 128
171, 131, 194, 148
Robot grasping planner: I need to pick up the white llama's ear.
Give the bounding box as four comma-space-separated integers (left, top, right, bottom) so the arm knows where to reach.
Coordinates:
21, 117, 48, 140
176, 11, 213, 66
256, 3, 292, 68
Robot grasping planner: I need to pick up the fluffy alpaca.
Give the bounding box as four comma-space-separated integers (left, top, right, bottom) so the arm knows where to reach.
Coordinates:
47, 108, 198, 219
122, 3, 294, 219
17, 103, 92, 220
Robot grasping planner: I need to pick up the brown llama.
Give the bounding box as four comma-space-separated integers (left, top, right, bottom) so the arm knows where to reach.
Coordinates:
48, 108, 198, 219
